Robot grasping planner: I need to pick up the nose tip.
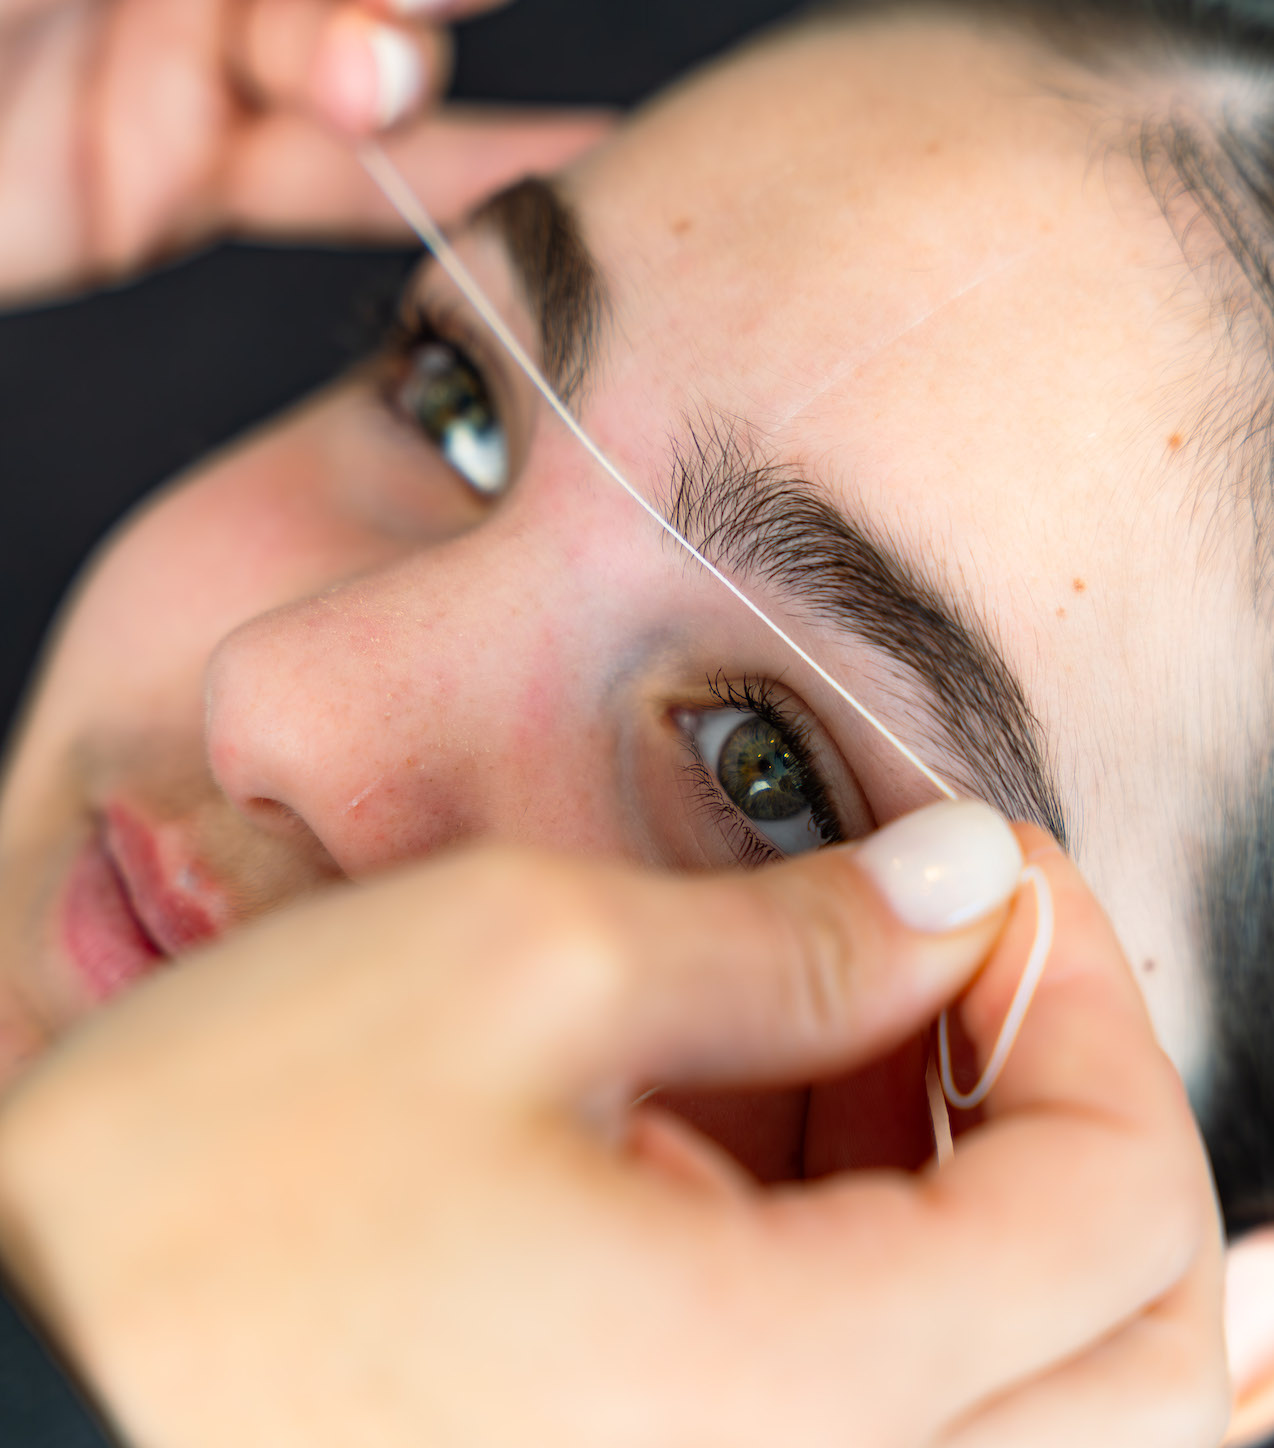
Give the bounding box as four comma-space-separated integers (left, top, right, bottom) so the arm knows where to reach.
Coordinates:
203, 593, 436, 870
202, 461, 633, 877
203, 618, 325, 843
201, 574, 559, 876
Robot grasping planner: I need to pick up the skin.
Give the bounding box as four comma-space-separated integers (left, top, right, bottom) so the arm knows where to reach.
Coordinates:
0, 9, 1250, 1087
0, 821, 1229, 1448
0, 2, 1260, 1440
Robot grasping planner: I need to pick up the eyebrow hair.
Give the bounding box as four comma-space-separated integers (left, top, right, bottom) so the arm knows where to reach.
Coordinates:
664, 414, 1073, 846
474, 177, 606, 406
471, 186, 1070, 844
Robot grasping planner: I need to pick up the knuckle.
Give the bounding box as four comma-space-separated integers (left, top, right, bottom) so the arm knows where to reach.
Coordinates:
1129, 1153, 1211, 1292
1120, 1075, 1218, 1288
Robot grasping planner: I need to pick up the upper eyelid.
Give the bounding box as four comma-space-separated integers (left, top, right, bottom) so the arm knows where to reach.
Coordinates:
389, 285, 531, 464
405, 241, 543, 375
396, 286, 505, 382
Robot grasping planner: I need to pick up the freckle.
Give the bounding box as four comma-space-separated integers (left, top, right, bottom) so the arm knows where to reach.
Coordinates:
1072, 577, 1086, 594
1167, 432, 1184, 452
1142, 958, 1157, 975
1056, 606, 1067, 620
924, 139, 941, 156
671, 216, 692, 237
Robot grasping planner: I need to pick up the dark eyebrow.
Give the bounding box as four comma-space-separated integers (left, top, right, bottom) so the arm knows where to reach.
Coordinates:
473, 177, 606, 406
665, 415, 1073, 847
465, 192, 1068, 839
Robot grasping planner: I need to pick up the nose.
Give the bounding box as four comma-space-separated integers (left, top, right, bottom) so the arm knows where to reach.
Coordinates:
205, 474, 638, 875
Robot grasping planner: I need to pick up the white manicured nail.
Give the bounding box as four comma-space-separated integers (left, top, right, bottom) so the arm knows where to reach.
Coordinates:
855, 800, 1023, 933
369, 25, 425, 129
388, 0, 456, 13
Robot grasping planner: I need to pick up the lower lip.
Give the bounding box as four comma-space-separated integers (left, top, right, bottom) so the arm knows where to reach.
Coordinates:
60, 834, 165, 1003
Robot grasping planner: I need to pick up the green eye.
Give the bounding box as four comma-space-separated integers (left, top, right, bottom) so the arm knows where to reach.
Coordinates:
683, 703, 838, 858
397, 339, 508, 495
718, 716, 808, 821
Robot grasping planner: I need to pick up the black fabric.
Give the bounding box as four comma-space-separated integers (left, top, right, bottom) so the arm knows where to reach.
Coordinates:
0, 1277, 117, 1447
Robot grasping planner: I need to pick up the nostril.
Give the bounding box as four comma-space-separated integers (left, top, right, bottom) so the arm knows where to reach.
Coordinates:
243, 797, 311, 836
239, 797, 346, 882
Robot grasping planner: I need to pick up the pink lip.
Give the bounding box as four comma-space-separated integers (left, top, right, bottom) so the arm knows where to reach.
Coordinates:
61, 834, 165, 1003
101, 804, 220, 956
59, 805, 223, 1005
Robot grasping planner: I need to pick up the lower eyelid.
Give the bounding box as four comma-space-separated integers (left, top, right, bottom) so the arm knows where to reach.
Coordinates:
680, 755, 782, 868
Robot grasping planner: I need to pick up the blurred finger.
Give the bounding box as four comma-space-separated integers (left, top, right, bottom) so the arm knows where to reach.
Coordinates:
225, 104, 614, 234
0, 0, 68, 25
233, 0, 449, 132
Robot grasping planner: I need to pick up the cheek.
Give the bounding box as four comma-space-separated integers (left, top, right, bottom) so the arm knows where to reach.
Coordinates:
24, 407, 413, 742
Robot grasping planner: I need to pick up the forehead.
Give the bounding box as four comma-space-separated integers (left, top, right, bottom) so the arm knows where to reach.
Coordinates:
547, 10, 1242, 1082
567, 12, 1188, 428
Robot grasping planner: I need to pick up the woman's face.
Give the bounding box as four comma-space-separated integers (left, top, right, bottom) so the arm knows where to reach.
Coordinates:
0, 13, 1245, 1115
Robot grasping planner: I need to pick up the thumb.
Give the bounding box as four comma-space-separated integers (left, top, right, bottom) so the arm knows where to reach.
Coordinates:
529, 800, 1024, 1104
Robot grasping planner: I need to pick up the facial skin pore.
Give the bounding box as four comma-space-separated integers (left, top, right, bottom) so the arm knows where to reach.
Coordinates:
0, 9, 1255, 1130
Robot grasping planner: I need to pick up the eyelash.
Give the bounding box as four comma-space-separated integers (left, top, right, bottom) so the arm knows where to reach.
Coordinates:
381, 298, 499, 413
385, 296, 460, 358
379, 299, 845, 870
682, 675, 844, 868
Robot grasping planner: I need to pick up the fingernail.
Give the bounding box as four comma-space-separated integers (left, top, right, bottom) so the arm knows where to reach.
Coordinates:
368, 23, 425, 128
854, 800, 1023, 933
315, 15, 427, 133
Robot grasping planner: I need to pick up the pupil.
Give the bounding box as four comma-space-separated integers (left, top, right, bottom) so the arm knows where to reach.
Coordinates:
719, 717, 808, 821
405, 343, 492, 441
401, 342, 507, 494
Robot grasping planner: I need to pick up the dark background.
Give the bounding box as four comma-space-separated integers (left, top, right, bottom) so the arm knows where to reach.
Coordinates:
0, 0, 803, 746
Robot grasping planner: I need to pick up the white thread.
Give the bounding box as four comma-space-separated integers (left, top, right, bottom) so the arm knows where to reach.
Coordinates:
358, 143, 957, 803
937, 865, 1054, 1111
358, 142, 1051, 1117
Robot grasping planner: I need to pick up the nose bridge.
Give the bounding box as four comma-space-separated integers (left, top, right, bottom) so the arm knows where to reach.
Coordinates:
204, 480, 627, 874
